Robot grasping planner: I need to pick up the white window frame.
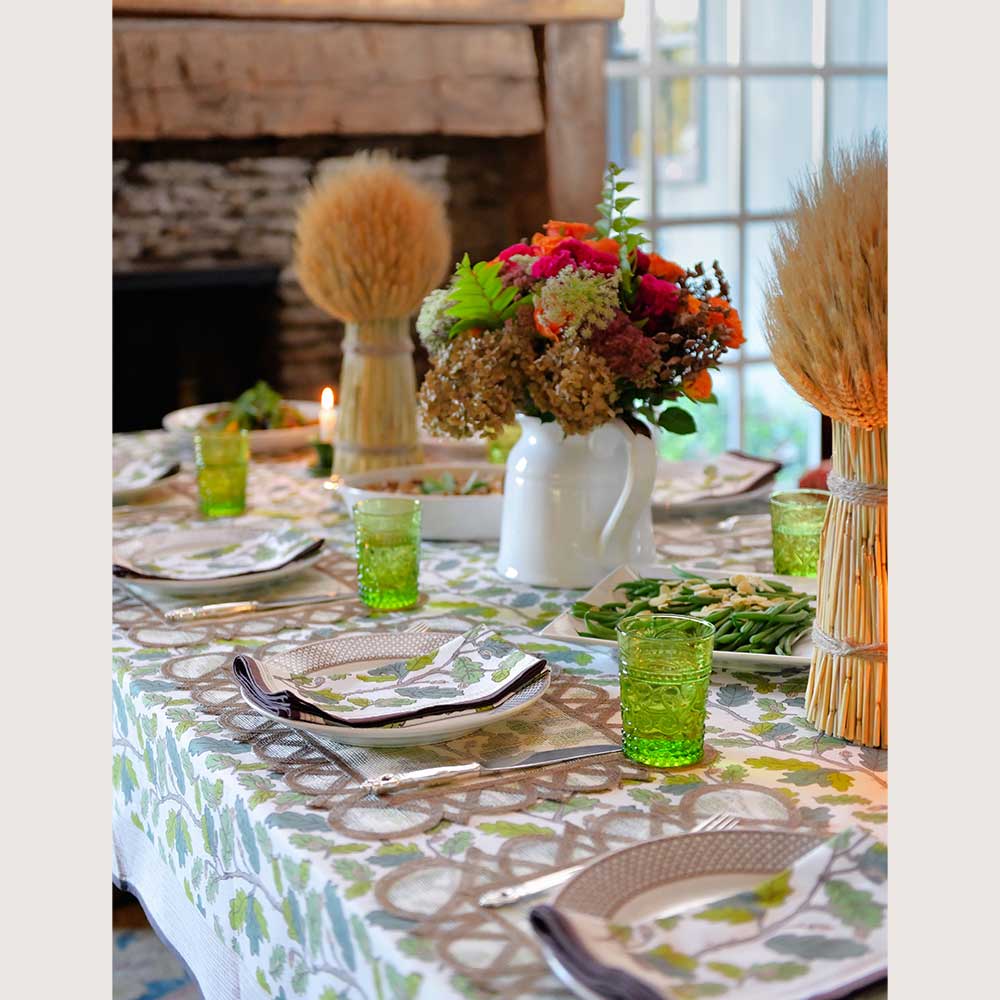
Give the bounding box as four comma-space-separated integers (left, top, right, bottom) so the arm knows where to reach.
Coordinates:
606, 0, 887, 457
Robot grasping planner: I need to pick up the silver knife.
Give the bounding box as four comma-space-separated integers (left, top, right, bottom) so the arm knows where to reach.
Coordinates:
360, 743, 621, 795
164, 593, 355, 622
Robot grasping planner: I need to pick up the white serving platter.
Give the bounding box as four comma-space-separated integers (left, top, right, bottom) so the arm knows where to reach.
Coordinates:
539, 563, 817, 667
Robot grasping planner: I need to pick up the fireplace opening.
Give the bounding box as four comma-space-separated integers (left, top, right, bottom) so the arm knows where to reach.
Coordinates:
113, 264, 282, 432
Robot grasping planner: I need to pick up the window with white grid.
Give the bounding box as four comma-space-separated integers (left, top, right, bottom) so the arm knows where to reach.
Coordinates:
607, 0, 887, 484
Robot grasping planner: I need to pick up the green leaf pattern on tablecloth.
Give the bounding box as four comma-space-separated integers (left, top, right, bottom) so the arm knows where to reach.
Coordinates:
112, 460, 887, 1000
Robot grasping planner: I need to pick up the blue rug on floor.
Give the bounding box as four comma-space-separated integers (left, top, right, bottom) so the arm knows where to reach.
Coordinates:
114, 929, 201, 1000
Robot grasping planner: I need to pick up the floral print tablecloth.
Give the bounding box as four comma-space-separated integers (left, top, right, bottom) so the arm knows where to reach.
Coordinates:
112, 459, 887, 1000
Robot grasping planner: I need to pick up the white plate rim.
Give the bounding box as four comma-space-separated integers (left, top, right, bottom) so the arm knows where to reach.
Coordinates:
539, 563, 816, 667
238, 629, 552, 747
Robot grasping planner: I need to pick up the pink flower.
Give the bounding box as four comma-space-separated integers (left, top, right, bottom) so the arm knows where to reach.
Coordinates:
531, 249, 575, 278
590, 312, 659, 380
633, 248, 650, 274
531, 237, 620, 280
497, 242, 537, 261
633, 273, 680, 320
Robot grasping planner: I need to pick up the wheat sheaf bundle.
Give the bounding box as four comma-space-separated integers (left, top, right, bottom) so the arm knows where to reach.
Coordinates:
294, 152, 451, 473
764, 134, 888, 748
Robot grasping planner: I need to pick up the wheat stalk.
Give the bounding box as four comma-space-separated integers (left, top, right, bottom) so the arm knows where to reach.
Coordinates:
293, 151, 451, 474
764, 135, 887, 748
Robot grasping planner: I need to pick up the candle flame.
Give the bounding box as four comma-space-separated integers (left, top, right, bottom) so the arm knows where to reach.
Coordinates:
321, 387, 334, 409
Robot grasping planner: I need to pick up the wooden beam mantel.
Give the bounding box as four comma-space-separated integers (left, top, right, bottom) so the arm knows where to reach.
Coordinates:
113, 18, 544, 140
114, 1, 624, 23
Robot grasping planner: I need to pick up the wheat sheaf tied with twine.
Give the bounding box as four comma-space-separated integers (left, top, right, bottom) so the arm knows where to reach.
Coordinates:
763, 134, 888, 747
293, 151, 451, 473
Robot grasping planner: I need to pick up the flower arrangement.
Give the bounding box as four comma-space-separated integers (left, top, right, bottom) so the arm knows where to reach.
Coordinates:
418, 163, 744, 439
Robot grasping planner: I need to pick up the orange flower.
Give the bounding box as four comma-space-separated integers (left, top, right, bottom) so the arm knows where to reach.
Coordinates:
530, 232, 567, 255
544, 220, 596, 240
586, 237, 621, 256
683, 369, 713, 401
706, 296, 744, 348
648, 253, 686, 282
685, 296, 701, 315
533, 305, 561, 342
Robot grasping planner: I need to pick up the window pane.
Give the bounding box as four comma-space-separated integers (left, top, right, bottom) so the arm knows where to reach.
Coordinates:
653, 365, 739, 461
609, 0, 647, 60
829, 0, 888, 65
655, 77, 739, 217
655, 0, 732, 64
655, 223, 740, 293
745, 76, 817, 213
742, 220, 780, 359
743, 363, 820, 485
744, 0, 815, 64
607, 77, 652, 218
828, 77, 887, 154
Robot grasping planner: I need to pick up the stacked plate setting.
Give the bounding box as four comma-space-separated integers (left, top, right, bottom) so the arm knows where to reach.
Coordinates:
231, 625, 551, 748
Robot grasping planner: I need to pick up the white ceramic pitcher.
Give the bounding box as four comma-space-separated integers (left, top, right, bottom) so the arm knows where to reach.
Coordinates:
496, 414, 657, 588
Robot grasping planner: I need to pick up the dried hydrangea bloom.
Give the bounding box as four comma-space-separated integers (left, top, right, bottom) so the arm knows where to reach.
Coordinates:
416, 286, 457, 356
526, 340, 619, 436
418, 308, 537, 438
533, 267, 621, 342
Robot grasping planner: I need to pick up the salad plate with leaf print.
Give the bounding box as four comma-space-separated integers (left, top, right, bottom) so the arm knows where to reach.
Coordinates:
113, 524, 326, 594
234, 628, 551, 747
532, 827, 886, 1000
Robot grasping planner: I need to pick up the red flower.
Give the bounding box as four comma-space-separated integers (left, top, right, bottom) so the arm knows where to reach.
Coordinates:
531, 249, 575, 279
633, 273, 680, 320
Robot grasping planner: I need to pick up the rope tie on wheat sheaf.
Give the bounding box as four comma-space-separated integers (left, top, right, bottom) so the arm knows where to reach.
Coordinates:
810, 624, 887, 661
815, 471, 888, 660
826, 472, 888, 506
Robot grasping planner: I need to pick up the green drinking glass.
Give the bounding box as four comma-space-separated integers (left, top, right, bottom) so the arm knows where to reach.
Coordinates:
194, 429, 250, 518
487, 423, 522, 464
354, 498, 421, 611
616, 614, 715, 768
769, 489, 830, 576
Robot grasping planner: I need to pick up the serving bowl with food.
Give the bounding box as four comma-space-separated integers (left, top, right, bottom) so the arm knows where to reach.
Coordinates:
335, 464, 504, 541
163, 381, 320, 454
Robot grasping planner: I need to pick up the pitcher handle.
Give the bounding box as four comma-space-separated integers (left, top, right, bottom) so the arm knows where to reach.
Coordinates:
596, 421, 657, 565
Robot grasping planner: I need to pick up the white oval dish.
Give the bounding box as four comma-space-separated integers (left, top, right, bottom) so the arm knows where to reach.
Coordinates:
336, 463, 504, 541
163, 401, 321, 454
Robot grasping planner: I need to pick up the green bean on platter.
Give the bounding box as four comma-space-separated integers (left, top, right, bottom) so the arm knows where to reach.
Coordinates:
570, 568, 815, 656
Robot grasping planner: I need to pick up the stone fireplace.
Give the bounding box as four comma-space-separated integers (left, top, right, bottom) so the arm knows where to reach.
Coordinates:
112, 2, 620, 429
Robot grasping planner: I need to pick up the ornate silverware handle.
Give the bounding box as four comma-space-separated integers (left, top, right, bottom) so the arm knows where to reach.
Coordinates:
360, 762, 483, 794
478, 864, 588, 908
165, 601, 258, 622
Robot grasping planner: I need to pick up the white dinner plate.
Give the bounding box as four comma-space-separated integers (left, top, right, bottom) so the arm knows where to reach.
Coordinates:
238, 630, 551, 747
540, 829, 827, 1000
540, 563, 817, 667
163, 401, 321, 454
114, 526, 326, 595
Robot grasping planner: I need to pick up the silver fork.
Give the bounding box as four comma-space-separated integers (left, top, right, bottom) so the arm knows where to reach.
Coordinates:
478, 813, 740, 908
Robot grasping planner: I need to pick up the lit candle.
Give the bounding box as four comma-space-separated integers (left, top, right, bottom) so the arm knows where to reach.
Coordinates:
319, 386, 337, 444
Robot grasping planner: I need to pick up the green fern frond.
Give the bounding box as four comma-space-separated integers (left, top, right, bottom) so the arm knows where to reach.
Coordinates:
445, 254, 526, 335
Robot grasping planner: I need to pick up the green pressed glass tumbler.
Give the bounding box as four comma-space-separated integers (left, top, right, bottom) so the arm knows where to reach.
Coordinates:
616, 614, 715, 768
194, 429, 250, 518
354, 498, 421, 611
770, 489, 830, 576
487, 423, 522, 464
